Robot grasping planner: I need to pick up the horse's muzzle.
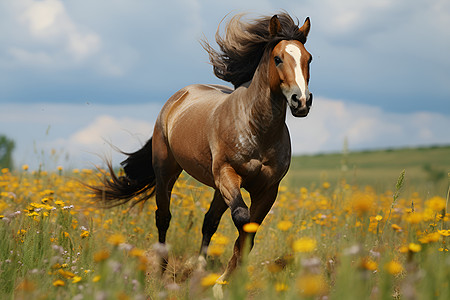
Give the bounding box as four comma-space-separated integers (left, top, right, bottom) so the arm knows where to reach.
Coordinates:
290, 93, 312, 117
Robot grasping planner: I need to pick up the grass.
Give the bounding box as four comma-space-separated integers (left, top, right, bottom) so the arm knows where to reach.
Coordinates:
0, 146, 449, 299
285, 145, 450, 196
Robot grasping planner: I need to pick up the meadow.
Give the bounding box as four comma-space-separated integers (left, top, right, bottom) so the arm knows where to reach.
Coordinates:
1, 146, 449, 299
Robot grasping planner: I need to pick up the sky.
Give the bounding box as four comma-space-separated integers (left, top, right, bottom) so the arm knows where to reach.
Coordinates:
1, 0, 449, 170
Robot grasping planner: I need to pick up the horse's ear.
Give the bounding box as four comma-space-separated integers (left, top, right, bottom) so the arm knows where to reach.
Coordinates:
269, 15, 281, 37
299, 17, 311, 39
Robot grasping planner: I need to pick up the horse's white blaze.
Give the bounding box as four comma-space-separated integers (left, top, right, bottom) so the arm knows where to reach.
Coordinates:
285, 43, 309, 104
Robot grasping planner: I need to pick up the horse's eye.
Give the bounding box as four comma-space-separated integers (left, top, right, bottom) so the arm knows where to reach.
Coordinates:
274, 56, 283, 66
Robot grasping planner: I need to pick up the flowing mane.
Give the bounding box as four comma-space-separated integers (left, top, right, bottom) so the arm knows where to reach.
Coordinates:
202, 12, 308, 88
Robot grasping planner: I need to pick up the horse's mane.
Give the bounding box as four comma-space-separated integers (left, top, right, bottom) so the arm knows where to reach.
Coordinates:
202, 13, 307, 88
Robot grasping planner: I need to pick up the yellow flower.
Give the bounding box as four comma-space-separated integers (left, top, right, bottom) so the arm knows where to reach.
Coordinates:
292, 237, 317, 253
391, 224, 402, 232
200, 273, 221, 287
296, 274, 327, 297
275, 282, 289, 292
385, 260, 403, 275
80, 230, 89, 238
408, 243, 422, 253
212, 234, 229, 245
129, 248, 145, 257
277, 220, 293, 231
207, 244, 224, 257
93, 250, 110, 262
52, 263, 62, 269
406, 213, 423, 224
243, 222, 259, 233
58, 269, 76, 279
54, 200, 65, 207
438, 229, 450, 237
108, 233, 126, 246
92, 275, 101, 282
22, 164, 29, 171
72, 276, 82, 283
322, 182, 330, 189
53, 279, 65, 287
426, 196, 446, 212
27, 212, 39, 217
375, 215, 383, 221
419, 232, 441, 244
352, 194, 373, 215
1, 168, 9, 174
57, 166, 63, 171
361, 258, 377, 271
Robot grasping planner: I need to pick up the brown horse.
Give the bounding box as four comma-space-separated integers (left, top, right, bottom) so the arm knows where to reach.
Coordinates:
92, 12, 312, 287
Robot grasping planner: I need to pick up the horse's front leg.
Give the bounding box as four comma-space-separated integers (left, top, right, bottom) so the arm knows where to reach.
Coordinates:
213, 183, 279, 298
212, 165, 250, 288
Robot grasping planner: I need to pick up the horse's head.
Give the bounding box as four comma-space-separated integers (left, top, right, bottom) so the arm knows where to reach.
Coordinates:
269, 16, 312, 117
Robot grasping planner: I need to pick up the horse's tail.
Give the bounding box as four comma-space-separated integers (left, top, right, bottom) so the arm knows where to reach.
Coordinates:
91, 138, 156, 207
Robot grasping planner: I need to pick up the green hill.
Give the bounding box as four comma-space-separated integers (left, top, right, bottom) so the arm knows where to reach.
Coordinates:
284, 145, 450, 197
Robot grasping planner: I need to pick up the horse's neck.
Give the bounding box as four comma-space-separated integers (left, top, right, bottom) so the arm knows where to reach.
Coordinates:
239, 63, 287, 137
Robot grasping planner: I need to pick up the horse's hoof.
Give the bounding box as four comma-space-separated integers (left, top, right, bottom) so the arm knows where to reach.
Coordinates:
197, 255, 207, 271
153, 242, 169, 258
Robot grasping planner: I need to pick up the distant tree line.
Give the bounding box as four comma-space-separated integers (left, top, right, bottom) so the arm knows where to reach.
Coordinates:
0, 135, 15, 169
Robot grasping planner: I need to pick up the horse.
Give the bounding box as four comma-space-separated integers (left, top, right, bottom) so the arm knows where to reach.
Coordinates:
91, 12, 312, 288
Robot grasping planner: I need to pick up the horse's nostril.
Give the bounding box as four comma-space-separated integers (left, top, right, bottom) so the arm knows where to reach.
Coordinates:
306, 93, 313, 107
291, 94, 298, 101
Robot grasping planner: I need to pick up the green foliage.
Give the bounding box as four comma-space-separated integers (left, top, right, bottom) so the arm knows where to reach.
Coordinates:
0, 135, 15, 170
286, 145, 450, 196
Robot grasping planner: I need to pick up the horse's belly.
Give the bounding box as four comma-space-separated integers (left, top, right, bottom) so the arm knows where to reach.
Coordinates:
171, 143, 215, 188
165, 98, 217, 188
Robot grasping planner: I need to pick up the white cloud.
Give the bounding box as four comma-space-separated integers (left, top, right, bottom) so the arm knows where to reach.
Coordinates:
44, 115, 155, 168
1, 0, 449, 112
18, 0, 101, 60
70, 115, 153, 149
66, 31, 100, 60
19, 0, 64, 37
287, 97, 450, 154
8, 47, 53, 65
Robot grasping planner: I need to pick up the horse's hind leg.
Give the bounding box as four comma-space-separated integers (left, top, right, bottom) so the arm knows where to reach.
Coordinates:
199, 190, 228, 257
152, 132, 182, 274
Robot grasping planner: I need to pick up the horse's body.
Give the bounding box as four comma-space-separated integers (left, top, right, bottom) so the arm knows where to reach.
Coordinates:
158, 82, 291, 191
92, 13, 312, 288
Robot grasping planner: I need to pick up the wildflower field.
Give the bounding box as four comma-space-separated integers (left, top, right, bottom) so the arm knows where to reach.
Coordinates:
1, 150, 449, 299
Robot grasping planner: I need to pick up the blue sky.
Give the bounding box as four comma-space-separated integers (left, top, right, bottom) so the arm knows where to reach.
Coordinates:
1, 0, 450, 169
